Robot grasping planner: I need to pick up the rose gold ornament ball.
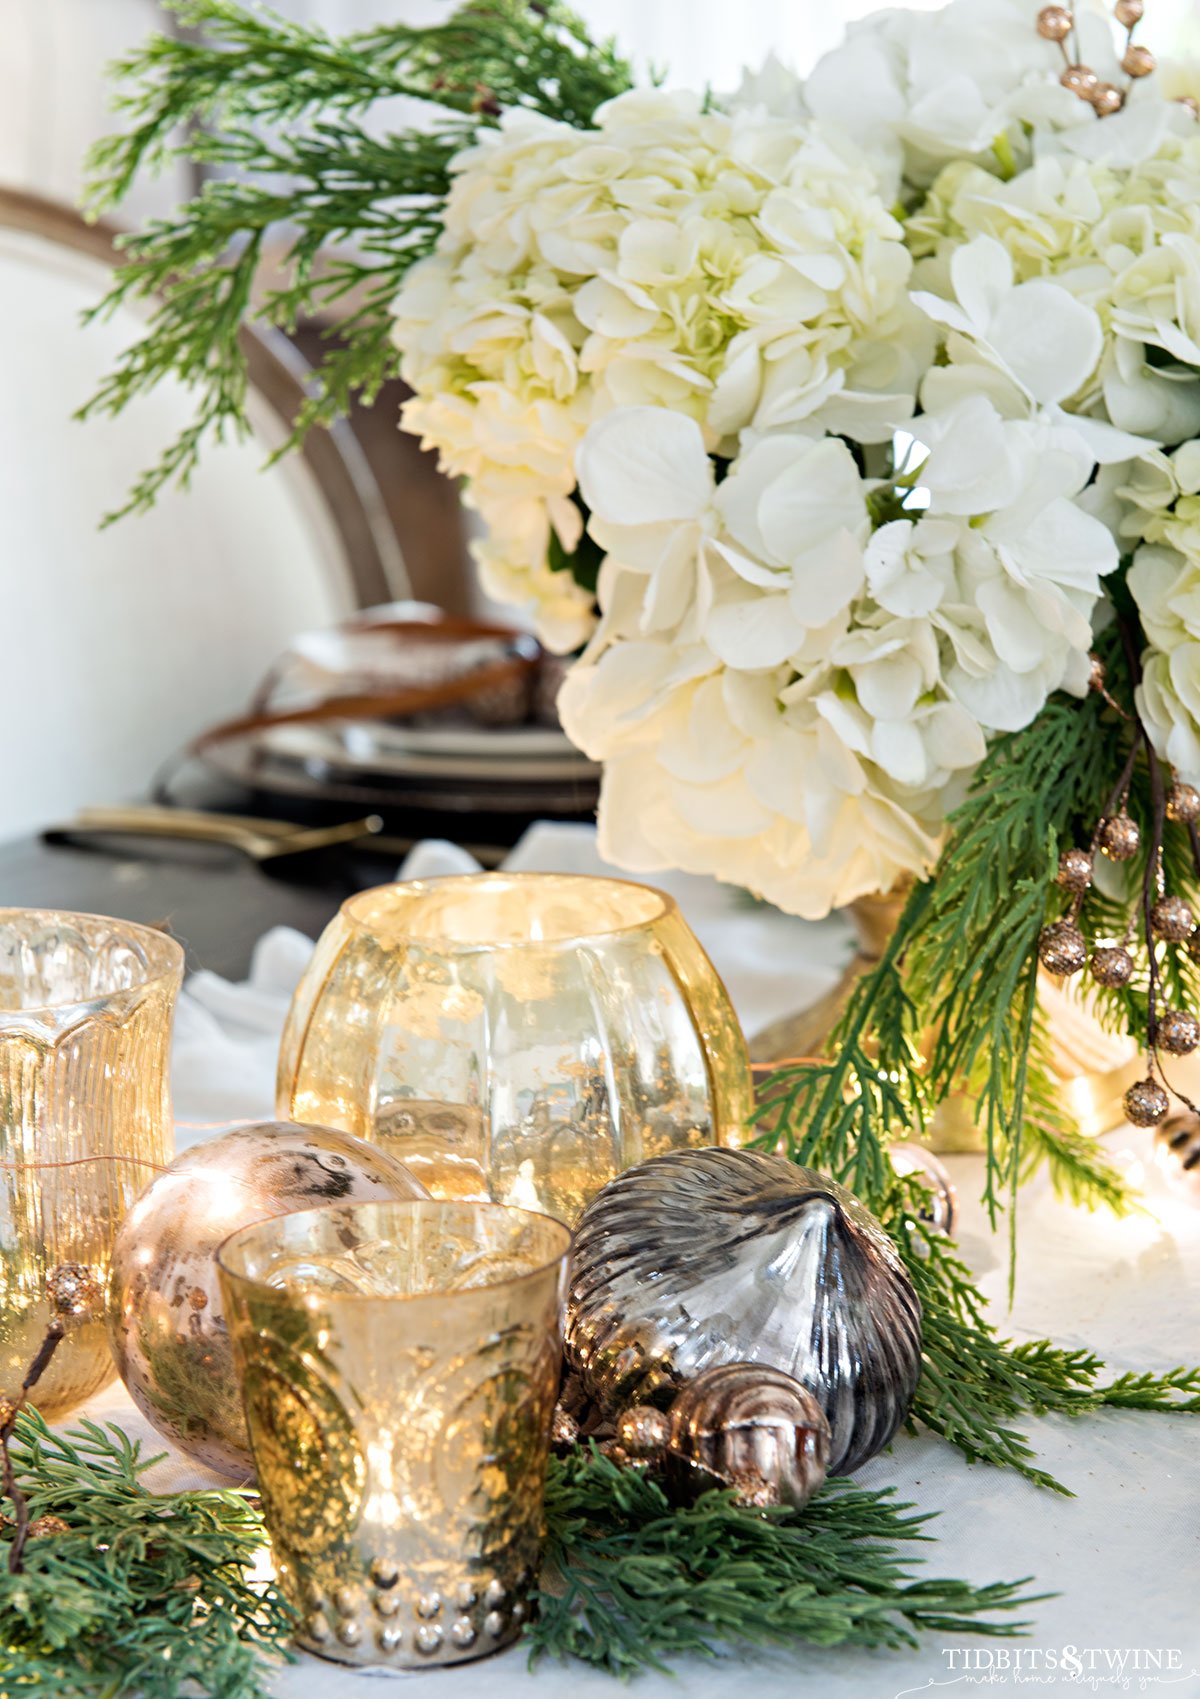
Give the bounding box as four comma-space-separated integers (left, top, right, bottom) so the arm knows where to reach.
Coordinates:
1125, 1077, 1170, 1128
107, 1121, 427, 1478
1097, 811, 1141, 861
1114, 0, 1143, 23
1122, 43, 1155, 76
1151, 895, 1195, 942
1037, 4, 1073, 38
1038, 921, 1088, 976
1061, 63, 1098, 97
1057, 848, 1094, 892
1091, 945, 1135, 988
1090, 82, 1125, 115
1156, 1008, 1200, 1056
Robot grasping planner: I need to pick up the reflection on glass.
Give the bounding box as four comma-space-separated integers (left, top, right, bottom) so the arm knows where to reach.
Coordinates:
277, 873, 752, 1221
0, 910, 182, 1415
217, 1199, 569, 1669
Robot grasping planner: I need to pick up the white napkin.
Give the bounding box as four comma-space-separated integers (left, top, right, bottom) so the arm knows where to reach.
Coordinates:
170, 824, 853, 1131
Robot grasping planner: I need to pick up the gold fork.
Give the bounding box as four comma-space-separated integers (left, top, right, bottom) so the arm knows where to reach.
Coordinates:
47, 806, 385, 862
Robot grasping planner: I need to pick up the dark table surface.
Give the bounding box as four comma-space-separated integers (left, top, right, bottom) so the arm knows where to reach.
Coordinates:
0, 832, 391, 979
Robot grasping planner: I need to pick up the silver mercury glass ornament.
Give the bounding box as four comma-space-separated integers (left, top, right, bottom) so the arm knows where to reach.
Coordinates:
566, 1148, 922, 1477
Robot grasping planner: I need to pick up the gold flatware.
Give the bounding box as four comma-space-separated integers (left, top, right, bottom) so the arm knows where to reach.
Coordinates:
47, 806, 385, 862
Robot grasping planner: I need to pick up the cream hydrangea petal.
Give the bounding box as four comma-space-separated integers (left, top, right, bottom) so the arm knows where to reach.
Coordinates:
704, 592, 808, 668
988, 281, 1102, 406
754, 439, 870, 562
948, 234, 1014, 330
576, 408, 713, 524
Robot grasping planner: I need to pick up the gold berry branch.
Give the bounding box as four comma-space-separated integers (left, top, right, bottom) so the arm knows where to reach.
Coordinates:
1037, 629, 1200, 1135
1035, 0, 1197, 119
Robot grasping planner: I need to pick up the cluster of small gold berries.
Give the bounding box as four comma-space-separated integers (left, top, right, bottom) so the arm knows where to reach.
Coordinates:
1036, 2, 1197, 120
1037, 712, 1200, 1128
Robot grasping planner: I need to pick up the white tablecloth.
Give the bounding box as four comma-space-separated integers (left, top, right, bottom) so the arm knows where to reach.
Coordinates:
81, 826, 1200, 1699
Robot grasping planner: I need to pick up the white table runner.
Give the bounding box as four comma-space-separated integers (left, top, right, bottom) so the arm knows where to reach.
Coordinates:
78, 826, 1200, 1699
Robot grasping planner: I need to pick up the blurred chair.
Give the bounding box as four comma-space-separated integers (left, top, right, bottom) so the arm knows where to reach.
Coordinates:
0, 188, 407, 841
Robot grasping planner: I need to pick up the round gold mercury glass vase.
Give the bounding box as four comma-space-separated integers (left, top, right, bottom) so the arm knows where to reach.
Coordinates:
0, 910, 183, 1416
217, 1198, 570, 1669
277, 873, 753, 1221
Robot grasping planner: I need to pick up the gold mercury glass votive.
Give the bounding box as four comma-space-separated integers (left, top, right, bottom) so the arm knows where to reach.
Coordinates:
0, 909, 183, 1416
217, 1198, 570, 1669
277, 873, 753, 1221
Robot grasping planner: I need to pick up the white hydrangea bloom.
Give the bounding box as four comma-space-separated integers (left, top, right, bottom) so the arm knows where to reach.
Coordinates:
908, 138, 1200, 447
557, 397, 1116, 915
799, 0, 1182, 202
392, 91, 917, 647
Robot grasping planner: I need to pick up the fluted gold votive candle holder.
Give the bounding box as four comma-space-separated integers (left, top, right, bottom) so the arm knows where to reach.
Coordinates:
217, 1198, 570, 1669
0, 909, 182, 1417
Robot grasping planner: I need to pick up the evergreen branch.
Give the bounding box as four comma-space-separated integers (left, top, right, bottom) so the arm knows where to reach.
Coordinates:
531, 1448, 1040, 1676
0, 1411, 294, 1699
81, 0, 632, 517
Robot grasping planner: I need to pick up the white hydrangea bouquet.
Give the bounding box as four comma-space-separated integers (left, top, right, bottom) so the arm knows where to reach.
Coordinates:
392, 13, 1200, 919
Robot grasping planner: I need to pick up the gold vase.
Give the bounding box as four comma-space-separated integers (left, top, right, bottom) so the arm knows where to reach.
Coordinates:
0, 909, 182, 1416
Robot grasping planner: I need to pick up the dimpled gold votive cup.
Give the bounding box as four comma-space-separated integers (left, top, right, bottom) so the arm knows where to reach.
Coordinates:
0, 909, 182, 1416
217, 1198, 569, 1669
277, 872, 753, 1222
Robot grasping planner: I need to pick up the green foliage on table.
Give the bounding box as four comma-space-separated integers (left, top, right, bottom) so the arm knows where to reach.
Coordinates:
532, 1447, 1040, 1676
3, 1412, 1040, 1693
0, 1411, 294, 1699
81, 0, 632, 521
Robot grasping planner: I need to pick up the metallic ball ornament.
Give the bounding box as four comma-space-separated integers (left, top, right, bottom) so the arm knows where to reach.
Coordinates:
1088, 653, 1107, 694
665, 1363, 831, 1511
1124, 1077, 1170, 1128
1121, 43, 1155, 75
1167, 783, 1200, 824
1097, 811, 1141, 861
1036, 3, 1073, 37
108, 1122, 427, 1478
1090, 944, 1135, 988
888, 1144, 958, 1236
1151, 895, 1195, 942
1154, 1115, 1200, 1204
1114, 0, 1143, 22
1180, 96, 1200, 120
1155, 1007, 1200, 1056
1057, 848, 1094, 893
615, 1405, 672, 1461
1090, 81, 1125, 115
1061, 63, 1099, 97
46, 1263, 104, 1320
1037, 920, 1088, 976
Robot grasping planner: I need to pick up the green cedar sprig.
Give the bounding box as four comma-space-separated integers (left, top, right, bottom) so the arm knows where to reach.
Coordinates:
80, 0, 633, 519
530, 1446, 1041, 1676
0, 1411, 294, 1699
